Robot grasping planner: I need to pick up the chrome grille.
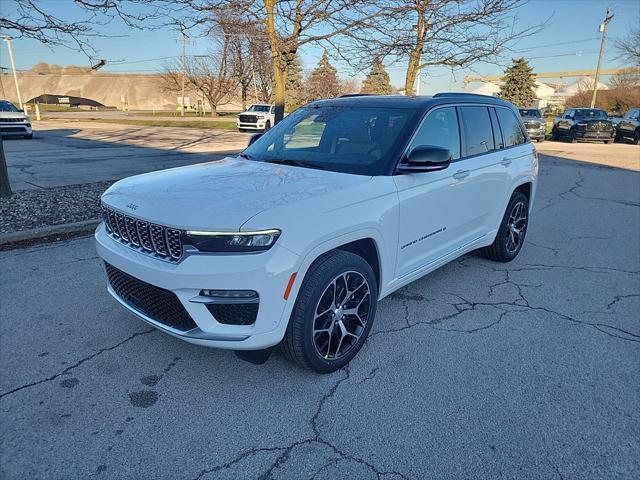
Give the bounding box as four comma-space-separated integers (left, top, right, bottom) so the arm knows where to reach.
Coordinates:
102, 205, 183, 261
0, 117, 27, 123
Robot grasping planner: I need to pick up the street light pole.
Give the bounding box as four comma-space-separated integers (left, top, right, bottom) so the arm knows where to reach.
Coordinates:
181, 32, 187, 117
590, 8, 614, 108
1, 35, 24, 110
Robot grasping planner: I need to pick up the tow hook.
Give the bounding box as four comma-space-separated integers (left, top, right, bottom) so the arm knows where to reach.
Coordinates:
234, 348, 272, 365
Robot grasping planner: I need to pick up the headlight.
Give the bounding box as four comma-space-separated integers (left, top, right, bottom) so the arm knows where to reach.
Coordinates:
185, 229, 281, 253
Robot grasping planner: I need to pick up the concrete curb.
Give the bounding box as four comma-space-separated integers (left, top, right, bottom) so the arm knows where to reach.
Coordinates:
0, 219, 100, 245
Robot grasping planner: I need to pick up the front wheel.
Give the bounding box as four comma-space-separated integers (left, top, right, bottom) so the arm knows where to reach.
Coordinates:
482, 192, 529, 263
551, 126, 559, 141
281, 250, 377, 373
263, 120, 271, 132
633, 130, 640, 145
569, 128, 578, 143
24, 133, 33, 139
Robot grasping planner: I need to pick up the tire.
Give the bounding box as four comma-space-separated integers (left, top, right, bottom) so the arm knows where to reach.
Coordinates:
537, 137, 544, 143
263, 120, 271, 132
603, 140, 611, 144
281, 250, 378, 373
551, 126, 559, 141
569, 128, 578, 143
238, 128, 245, 133
482, 191, 529, 263
24, 133, 33, 140
614, 132, 622, 143
633, 130, 640, 145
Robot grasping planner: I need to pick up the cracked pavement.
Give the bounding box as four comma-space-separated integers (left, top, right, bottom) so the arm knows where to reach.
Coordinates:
1, 153, 639, 479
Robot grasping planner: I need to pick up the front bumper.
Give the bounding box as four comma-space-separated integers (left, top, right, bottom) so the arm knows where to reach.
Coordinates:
95, 223, 300, 350
237, 121, 266, 130
525, 126, 546, 140
0, 123, 32, 136
575, 129, 615, 140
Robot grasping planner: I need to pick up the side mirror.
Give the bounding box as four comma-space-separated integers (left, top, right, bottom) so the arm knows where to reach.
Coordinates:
247, 133, 263, 147
398, 145, 451, 173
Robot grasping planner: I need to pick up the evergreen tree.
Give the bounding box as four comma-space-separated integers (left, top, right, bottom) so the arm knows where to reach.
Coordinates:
361, 57, 392, 94
285, 54, 304, 111
306, 50, 340, 101
498, 58, 537, 107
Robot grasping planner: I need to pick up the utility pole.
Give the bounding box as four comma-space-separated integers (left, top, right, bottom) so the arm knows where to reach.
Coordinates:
181, 32, 187, 117
590, 8, 614, 108
1, 35, 24, 110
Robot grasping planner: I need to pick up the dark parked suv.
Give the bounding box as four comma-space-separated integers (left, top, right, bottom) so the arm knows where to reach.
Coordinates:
552, 108, 615, 143
518, 108, 546, 142
614, 108, 640, 144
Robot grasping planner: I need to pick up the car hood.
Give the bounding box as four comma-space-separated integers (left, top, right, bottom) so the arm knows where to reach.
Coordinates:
0, 111, 28, 119
101, 157, 372, 231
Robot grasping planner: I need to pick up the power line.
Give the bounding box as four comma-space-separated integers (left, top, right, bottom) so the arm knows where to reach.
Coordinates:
512, 37, 600, 53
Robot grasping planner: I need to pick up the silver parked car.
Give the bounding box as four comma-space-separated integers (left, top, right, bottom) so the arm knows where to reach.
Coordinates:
518, 108, 546, 142
0, 100, 33, 139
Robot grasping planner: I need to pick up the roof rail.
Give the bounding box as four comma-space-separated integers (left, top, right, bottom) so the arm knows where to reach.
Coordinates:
339, 93, 375, 98
433, 92, 496, 99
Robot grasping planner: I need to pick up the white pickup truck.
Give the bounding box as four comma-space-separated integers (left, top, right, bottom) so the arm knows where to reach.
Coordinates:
236, 104, 275, 132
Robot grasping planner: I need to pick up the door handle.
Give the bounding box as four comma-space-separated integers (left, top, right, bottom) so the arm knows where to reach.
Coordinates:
453, 169, 470, 180
501, 157, 514, 166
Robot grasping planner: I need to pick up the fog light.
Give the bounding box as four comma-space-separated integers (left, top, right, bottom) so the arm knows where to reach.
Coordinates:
200, 289, 258, 299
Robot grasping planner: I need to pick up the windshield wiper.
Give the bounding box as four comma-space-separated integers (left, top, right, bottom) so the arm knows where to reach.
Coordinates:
237, 152, 254, 160
264, 159, 324, 170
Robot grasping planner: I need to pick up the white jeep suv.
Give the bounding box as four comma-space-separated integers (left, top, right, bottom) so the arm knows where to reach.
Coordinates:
237, 104, 275, 132
96, 94, 537, 373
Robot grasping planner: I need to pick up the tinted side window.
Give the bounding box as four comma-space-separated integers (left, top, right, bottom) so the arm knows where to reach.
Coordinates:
409, 106, 461, 160
496, 108, 526, 147
489, 107, 504, 149
459, 106, 494, 157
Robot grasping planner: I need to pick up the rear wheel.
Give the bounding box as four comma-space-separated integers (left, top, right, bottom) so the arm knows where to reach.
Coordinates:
482, 192, 529, 263
281, 250, 377, 373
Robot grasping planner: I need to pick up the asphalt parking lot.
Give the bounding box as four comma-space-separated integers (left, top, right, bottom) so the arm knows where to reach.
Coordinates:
1, 133, 639, 479
3, 120, 249, 190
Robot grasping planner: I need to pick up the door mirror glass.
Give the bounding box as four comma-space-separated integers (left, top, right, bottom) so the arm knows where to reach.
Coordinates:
247, 133, 263, 147
398, 145, 451, 173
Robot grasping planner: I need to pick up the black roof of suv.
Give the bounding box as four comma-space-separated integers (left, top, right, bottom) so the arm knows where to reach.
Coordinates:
310, 93, 518, 113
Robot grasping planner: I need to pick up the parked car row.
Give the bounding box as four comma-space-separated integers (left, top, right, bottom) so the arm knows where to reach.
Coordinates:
517, 107, 639, 145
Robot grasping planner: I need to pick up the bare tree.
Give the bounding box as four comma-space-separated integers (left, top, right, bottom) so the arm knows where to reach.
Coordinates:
338, 0, 542, 95
189, 1, 388, 123
0, 139, 10, 198
161, 37, 237, 116
0, 0, 187, 197
615, 27, 640, 66
0, 0, 181, 58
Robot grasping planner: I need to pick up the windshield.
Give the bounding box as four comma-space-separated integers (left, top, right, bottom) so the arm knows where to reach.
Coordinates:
248, 105, 271, 113
574, 109, 607, 119
0, 101, 18, 112
242, 105, 418, 175
519, 109, 541, 118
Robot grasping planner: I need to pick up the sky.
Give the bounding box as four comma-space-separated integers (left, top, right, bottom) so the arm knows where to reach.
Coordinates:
1, 0, 638, 95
